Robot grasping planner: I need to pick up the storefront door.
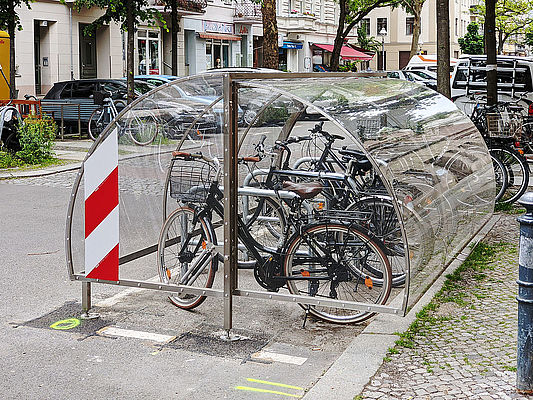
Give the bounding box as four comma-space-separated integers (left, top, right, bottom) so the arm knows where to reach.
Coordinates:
138, 29, 161, 75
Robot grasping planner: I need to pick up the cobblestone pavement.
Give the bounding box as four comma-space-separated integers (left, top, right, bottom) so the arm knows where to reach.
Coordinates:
359, 211, 533, 400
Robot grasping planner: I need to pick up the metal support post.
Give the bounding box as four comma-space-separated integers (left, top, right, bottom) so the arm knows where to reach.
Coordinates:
517, 192, 533, 394
222, 74, 239, 337
82, 281, 91, 314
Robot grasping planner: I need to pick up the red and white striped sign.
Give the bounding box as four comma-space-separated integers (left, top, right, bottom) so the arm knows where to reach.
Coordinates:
84, 129, 119, 281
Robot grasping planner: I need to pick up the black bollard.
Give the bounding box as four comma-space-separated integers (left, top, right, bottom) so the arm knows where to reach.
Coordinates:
517, 192, 533, 394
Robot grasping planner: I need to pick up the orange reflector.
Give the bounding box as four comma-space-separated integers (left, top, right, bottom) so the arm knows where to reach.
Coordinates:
166, 269, 171, 279
318, 202, 324, 210
202, 240, 207, 249
301, 269, 310, 277
518, 148, 524, 156
365, 277, 373, 289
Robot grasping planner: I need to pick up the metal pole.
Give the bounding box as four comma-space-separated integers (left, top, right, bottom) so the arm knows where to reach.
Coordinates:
82, 281, 91, 313
517, 192, 533, 394
222, 74, 238, 338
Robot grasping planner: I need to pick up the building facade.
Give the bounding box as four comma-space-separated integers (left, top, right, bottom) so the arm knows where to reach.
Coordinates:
11, 0, 483, 98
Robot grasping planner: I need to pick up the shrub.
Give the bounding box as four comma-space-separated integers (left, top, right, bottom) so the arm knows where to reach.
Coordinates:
0, 150, 23, 168
16, 114, 57, 164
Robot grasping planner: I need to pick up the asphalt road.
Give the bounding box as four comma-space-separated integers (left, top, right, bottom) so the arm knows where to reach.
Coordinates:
0, 176, 367, 399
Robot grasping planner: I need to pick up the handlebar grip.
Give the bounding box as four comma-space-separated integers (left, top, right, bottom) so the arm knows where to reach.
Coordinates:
240, 156, 261, 163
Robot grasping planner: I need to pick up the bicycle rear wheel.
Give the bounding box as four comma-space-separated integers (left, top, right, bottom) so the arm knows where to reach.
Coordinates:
127, 112, 159, 145
491, 154, 508, 203
284, 223, 392, 324
157, 206, 218, 309
490, 147, 529, 204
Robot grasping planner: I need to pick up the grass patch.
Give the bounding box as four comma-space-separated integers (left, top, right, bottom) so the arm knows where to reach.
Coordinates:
495, 202, 526, 214
0, 157, 73, 172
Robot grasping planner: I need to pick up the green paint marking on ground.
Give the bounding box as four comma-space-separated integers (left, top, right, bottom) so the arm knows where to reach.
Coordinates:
246, 378, 303, 390
49, 318, 81, 330
235, 386, 301, 398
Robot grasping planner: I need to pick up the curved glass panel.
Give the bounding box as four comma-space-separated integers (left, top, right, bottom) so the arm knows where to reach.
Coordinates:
66, 73, 493, 317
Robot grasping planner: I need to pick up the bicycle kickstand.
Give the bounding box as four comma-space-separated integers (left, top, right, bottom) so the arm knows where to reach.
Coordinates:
302, 306, 311, 329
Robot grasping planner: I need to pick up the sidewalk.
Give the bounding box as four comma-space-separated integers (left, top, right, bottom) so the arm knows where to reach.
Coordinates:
0, 139, 89, 179
306, 210, 531, 400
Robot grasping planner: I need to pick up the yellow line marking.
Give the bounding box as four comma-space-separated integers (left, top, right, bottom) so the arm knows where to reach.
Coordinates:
246, 378, 303, 390
49, 318, 81, 330
235, 386, 301, 398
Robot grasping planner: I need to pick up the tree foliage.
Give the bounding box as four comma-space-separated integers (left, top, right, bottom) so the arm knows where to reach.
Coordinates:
331, 0, 401, 71
526, 31, 533, 47
356, 24, 381, 53
471, 0, 533, 54
458, 22, 484, 54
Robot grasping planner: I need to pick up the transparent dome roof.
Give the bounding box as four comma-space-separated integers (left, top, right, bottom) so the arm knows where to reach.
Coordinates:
66, 73, 494, 318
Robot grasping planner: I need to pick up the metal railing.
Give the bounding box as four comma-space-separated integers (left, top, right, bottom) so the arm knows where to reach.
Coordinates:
234, 1, 262, 20
150, 0, 207, 12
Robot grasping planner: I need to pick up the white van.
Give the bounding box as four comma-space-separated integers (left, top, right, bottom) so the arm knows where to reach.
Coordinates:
404, 54, 458, 74
451, 55, 533, 111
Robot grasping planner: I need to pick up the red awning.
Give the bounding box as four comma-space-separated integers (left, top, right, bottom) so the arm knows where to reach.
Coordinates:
313, 43, 373, 61
198, 33, 241, 41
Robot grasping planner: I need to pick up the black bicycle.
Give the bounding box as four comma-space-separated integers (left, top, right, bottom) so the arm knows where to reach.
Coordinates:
158, 147, 393, 324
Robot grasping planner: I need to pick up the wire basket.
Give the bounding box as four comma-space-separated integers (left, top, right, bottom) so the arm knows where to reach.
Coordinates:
169, 158, 217, 204
486, 111, 522, 139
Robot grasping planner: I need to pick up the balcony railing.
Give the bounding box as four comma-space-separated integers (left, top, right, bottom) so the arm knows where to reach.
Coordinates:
150, 0, 207, 13
234, 1, 262, 21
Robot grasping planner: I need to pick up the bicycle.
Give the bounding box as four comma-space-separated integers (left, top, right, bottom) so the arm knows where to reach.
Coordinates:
158, 147, 393, 324
88, 90, 159, 145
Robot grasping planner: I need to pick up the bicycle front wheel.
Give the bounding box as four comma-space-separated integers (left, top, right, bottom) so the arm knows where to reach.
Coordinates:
490, 147, 529, 204
491, 154, 508, 203
157, 206, 218, 309
284, 223, 392, 324
88, 106, 108, 141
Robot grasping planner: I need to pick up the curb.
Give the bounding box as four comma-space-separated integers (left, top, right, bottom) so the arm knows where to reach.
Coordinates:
0, 162, 81, 180
302, 214, 501, 400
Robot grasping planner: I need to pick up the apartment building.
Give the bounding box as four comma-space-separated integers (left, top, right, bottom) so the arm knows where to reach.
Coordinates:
10, 0, 479, 98
363, 0, 480, 71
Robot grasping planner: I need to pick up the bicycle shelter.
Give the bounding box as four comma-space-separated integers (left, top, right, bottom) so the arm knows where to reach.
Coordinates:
66, 72, 495, 331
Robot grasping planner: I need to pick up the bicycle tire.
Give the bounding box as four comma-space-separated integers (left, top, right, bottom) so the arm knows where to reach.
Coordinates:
491, 154, 508, 203
283, 222, 392, 324
490, 147, 529, 204
127, 111, 159, 146
157, 206, 218, 309
88, 106, 107, 141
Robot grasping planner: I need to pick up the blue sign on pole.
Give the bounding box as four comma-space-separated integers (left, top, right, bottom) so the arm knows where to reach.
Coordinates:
281, 41, 303, 50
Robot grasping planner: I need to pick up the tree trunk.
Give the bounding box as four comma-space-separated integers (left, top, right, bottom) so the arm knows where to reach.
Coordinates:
436, 0, 450, 98
485, 0, 497, 106
261, 0, 278, 69
126, 0, 135, 104
409, 4, 422, 59
331, 0, 347, 71
7, 1, 16, 99
171, 0, 178, 76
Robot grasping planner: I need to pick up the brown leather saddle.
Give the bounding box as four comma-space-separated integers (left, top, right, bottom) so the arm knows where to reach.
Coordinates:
282, 181, 323, 200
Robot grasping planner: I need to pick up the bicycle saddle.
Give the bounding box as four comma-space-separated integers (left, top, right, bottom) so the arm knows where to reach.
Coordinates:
282, 181, 323, 200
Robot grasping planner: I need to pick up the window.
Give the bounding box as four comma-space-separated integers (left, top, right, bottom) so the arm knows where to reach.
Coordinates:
59, 83, 73, 99
377, 18, 387, 35
455, 18, 458, 36
406, 17, 414, 35
71, 81, 95, 98
138, 29, 161, 75
361, 18, 370, 35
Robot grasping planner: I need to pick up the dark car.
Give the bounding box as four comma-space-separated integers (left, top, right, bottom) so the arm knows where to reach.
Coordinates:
41, 79, 153, 133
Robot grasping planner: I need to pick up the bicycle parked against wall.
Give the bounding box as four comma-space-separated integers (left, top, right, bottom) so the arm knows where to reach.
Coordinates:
158, 142, 393, 324
88, 90, 159, 145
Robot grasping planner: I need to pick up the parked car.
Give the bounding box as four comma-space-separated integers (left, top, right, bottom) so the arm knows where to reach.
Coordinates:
387, 70, 437, 90
41, 79, 154, 134
404, 54, 458, 75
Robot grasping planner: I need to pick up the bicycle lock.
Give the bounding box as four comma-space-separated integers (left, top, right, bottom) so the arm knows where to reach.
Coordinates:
517, 192, 533, 394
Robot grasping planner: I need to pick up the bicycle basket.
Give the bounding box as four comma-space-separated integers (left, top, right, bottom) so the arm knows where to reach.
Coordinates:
169, 158, 217, 204
93, 91, 107, 106
486, 112, 522, 139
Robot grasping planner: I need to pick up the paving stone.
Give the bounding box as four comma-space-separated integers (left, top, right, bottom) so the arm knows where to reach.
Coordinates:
358, 213, 530, 400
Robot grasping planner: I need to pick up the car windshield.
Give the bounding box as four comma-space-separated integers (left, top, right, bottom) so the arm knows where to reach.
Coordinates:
410, 70, 435, 80
135, 80, 156, 94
